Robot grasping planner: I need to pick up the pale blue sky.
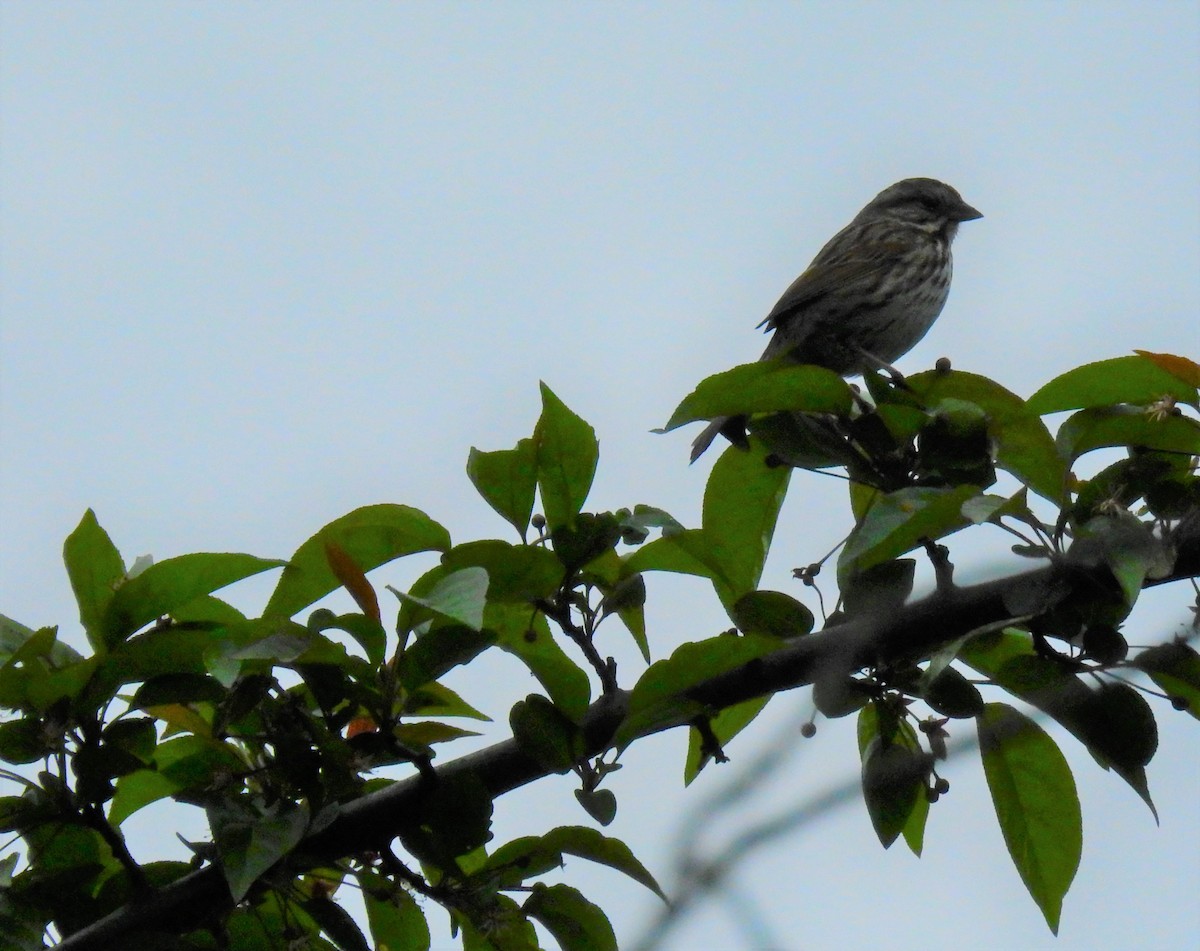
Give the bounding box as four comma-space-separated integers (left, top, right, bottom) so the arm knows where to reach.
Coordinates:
2, 4, 1198, 950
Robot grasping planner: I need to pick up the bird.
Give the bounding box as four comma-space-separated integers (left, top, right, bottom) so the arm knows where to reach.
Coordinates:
690, 178, 982, 462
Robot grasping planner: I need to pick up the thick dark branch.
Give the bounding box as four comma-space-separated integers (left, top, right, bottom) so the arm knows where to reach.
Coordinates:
57, 537, 1200, 950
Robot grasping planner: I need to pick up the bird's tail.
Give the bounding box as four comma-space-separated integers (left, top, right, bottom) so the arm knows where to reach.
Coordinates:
689, 417, 728, 463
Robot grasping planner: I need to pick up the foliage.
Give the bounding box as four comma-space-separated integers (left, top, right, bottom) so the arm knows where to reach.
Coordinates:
1, 352, 1199, 949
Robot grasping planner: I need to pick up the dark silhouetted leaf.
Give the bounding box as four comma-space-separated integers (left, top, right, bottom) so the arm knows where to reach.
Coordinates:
1133, 641, 1200, 721
731, 590, 814, 638
510, 694, 579, 772
574, 788, 617, 826
523, 882, 616, 951
905, 369, 1065, 503
922, 666, 984, 719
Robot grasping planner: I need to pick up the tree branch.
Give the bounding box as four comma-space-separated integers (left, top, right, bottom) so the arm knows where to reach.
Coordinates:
57, 536, 1200, 950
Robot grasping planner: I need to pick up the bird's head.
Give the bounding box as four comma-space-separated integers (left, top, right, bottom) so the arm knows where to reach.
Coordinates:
862, 178, 983, 238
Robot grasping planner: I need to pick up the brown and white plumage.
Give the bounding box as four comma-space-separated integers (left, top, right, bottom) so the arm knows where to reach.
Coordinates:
690, 178, 981, 462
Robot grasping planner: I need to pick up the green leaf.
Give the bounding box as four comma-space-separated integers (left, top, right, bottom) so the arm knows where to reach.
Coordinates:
455, 894, 539, 951
961, 488, 1032, 526
662, 361, 852, 430
1072, 515, 1174, 608
922, 666, 984, 719
108, 770, 183, 828
302, 895, 371, 951
963, 635, 1094, 737
101, 626, 222, 689
403, 681, 490, 721
813, 673, 870, 719
616, 634, 781, 747
109, 735, 245, 825
1026, 355, 1199, 415
102, 553, 284, 646
22, 821, 117, 932
510, 694, 580, 772
535, 383, 599, 531
684, 695, 770, 784
397, 624, 497, 691
860, 738, 930, 851
905, 369, 1066, 503
0, 718, 52, 764
103, 717, 158, 764
977, 703, 1081, 934
839, 485, 980, 578
489, 605, 592, 722
442, 541, 564, 604
63, 509, 126, 651
701, 438, 791, 605
393, 567, 489, 632
397, 770, 494, 871
730, 590, 814, 638
574, 787, 618, 826
467, 439, 538, 540
621, 530, 719, 582
1055, 406, 1200, 462
394, 563, 449, 637
958, 627, 1039, 674
597, 564, 649, 663
748, 410, 861, 470
0, 626, 59, 693
170, 593, 248, 626
960, 632, 1156, 816
913, 398, 995, 488
212, 802, 311, 902
0, 643, 98, 715
1076, 682, 1158, 773
551, 512, 622, 573
485, 826, 664, 900
223, 892, 304, 950
0, 616, 82, 668
857, 704, 930, 851
266, 504, 450, 620
524, 883, 616, 951
393, 720, 480, 752
615, 504, 685, 544
363, 880, 430, 951
308, 611, 388, 667
840, 558, 915, 619
1073, 452, 1199, 522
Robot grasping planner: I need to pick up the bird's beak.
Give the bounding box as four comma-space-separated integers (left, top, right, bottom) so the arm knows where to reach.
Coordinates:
955, 201, 983, 222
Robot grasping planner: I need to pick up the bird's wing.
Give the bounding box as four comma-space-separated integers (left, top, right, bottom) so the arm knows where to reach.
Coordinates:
756, 237, 910, 333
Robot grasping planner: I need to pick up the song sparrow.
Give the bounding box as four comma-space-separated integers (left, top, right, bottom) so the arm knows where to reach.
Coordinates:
690, 178, 982, 461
